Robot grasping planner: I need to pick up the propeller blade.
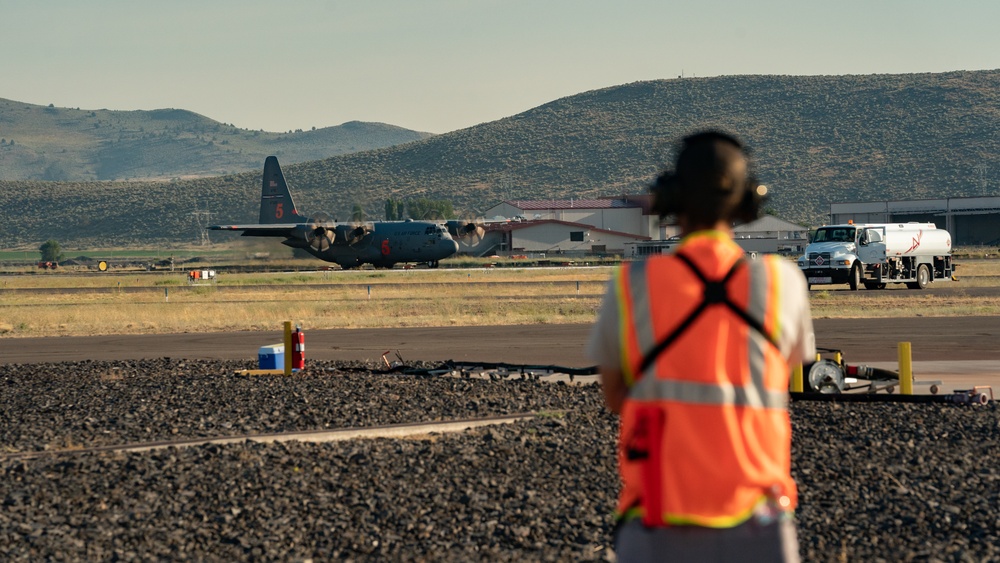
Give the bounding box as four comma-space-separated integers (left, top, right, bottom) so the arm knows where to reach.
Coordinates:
310, 226, 332, 252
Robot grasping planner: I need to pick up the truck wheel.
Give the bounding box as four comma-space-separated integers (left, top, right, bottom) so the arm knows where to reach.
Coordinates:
906, 264, 930, 290
849, 263, 861, 291
917, 264, 930, 288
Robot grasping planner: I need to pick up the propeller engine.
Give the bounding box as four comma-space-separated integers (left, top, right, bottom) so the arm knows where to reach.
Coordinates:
287, 213, 337, 252
446, 220, 486, 246
290, 218, 369, 251
308, 225, 334, 252
299, 213, 334, 252
334, 223, 370, 245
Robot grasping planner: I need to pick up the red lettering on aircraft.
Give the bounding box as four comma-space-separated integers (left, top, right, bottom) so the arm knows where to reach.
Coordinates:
275, 203, 284, 219
381, 240, 391, 255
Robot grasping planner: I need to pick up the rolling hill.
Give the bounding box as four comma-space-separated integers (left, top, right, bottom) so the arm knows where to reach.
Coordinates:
2, 70, 1000, 249
0, 99, 432, 181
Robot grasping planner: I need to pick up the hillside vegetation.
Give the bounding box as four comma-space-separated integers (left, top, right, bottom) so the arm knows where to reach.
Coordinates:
0, 99, 431, 181
2, 71, 1000, 248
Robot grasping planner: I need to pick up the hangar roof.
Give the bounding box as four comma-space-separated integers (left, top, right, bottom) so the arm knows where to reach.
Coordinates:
732, 215, 808, 233
505, 199, 631, 210
503, 194, 653, 213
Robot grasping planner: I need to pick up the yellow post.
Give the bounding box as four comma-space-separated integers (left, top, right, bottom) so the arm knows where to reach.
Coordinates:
283, 321, 293, 376
791, 364, 804, 393
898, 342, 913, 395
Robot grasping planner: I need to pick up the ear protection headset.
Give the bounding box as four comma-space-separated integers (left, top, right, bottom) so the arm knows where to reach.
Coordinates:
651, 131, 765, 224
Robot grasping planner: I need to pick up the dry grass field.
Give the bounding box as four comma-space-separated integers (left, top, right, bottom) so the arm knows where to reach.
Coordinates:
1, 259, 999, 338
0, 267, 611, 337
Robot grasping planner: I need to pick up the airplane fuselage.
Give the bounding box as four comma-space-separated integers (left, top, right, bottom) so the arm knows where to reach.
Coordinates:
287, 220, 459, 269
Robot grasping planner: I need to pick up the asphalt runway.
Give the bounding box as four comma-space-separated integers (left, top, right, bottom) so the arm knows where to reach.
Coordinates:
2, 317, 1000, 394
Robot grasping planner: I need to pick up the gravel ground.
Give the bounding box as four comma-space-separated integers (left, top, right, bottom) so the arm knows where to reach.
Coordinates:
0, 359, 596, 452
1, 360, 998, 561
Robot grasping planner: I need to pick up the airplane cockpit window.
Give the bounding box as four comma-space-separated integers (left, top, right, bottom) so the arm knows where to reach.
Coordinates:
424, 226, 434, 235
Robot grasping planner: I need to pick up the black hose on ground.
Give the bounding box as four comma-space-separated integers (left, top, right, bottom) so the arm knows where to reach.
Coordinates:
791, 391, 991, 405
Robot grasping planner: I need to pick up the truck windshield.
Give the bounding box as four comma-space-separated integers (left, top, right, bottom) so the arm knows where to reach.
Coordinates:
813, 227, 856, 243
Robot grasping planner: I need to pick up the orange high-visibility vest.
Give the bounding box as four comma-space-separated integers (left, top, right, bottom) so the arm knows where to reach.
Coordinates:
614, 231, 796, 528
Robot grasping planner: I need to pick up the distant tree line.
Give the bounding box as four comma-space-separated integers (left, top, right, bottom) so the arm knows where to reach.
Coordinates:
39, 239, 63, 262
384, 198, 455, 221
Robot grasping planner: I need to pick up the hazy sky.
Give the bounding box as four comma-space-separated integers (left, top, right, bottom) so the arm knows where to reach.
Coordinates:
4, 0, 999, 134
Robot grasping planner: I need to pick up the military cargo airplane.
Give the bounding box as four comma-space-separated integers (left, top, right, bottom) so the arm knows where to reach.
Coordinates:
209, 156, 459, 269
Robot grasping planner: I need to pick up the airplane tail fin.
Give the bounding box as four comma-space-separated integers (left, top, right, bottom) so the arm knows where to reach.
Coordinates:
259, 156, 300, 224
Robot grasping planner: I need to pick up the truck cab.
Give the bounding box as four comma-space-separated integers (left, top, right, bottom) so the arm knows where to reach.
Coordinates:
798, 222, 953, 290
798, 225, 861, 288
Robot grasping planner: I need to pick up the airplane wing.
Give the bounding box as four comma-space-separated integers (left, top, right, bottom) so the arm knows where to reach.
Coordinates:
209, 221, 371, 248
208, 224, 301, 237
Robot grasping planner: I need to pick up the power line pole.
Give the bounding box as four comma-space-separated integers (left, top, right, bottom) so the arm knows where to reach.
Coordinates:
974, 164, 989, 195
191, 210, 214, 246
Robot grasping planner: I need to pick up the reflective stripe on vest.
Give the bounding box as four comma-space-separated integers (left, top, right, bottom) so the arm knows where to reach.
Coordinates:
628, 374, 788, 409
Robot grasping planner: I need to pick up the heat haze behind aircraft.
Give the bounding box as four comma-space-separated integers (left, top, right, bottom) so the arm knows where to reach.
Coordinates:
209, 156, 459, 269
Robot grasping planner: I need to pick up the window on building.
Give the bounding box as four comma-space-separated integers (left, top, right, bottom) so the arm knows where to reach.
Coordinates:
570, 231, 585, 242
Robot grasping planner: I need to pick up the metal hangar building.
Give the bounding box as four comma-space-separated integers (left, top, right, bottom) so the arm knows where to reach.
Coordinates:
829, 196, 1000, 245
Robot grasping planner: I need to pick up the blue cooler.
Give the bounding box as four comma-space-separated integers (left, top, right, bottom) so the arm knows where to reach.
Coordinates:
258, 344, 285, 369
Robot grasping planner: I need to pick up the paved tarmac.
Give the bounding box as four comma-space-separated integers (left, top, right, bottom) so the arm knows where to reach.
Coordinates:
2, 317, 999, 394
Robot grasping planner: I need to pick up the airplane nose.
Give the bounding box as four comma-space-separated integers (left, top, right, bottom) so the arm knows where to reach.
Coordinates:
448, 240, 459, 253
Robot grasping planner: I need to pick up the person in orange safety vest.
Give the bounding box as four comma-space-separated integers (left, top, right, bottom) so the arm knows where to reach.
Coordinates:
587, 130, 815, 562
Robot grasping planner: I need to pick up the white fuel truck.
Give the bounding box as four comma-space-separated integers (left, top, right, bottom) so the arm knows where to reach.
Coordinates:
798, 222, 954, 290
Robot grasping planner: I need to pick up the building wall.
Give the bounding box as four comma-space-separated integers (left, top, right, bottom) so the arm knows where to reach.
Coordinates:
509, 223, 641, 254
553, 208, 646, 236
658, 223, 682, 239
954, 215, 1000, 245
730, 217, 809, 254
829, 211, 890, 224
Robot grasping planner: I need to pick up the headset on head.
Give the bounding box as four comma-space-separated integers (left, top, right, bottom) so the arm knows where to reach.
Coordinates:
650, 131, 766, 224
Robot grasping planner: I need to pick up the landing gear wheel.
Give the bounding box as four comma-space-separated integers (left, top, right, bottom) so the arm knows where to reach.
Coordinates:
849, 263, 861, 291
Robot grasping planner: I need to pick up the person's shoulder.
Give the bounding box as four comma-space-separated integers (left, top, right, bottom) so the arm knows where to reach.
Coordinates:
761, 254, 798, 270
764, 255, 807, 284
